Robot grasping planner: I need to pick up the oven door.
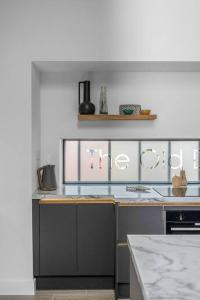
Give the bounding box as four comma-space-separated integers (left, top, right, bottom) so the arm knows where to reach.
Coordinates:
166, 222, 200, 234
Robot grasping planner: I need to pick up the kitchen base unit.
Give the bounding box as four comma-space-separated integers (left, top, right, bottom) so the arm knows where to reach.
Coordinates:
115, 204, 164, 299
33, 194, 200, 298
32, 199, 115, 290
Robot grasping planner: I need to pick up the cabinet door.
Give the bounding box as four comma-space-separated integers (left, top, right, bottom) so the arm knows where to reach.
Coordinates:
116, 205, 164, 298
40, 204, 77, 276
78, 204, 115, 275
117, 245, 130, 283
117, 206, 163, 242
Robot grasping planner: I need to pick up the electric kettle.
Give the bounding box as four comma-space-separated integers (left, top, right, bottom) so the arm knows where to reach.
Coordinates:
37, 165, 57, 191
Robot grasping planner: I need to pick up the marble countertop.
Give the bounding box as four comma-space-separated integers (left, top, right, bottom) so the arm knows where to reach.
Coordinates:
128, 235, 200, 300
33, 184, 160, 198
33, 184, 200, 205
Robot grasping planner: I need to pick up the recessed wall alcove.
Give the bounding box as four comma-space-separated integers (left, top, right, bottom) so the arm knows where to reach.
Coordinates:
31, 61, 200, 190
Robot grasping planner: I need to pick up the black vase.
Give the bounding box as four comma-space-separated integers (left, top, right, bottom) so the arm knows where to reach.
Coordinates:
79, 81, 95, 114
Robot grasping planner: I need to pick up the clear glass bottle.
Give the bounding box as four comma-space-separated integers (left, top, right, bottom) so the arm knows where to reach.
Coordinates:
99, 86, 104, 114
99, 86, 108, 114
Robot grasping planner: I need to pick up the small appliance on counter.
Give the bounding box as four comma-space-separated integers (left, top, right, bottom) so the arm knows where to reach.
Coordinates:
37, 164, 57, 191
79, 80, 95, 114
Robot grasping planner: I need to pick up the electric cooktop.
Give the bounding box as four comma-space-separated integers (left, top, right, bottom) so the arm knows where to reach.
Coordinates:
154, 186, 200, 197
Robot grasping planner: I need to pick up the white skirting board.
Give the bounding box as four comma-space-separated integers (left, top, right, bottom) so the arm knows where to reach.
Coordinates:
0, 279, 35, 295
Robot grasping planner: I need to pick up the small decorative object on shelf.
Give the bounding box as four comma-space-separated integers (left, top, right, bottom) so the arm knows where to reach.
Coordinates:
172, 169, 187, 188
140, 109, 151, 115
99, 86, 108, 114
122, 107, 134, 115
119, 104, 141, 115
79, 80, 95, 115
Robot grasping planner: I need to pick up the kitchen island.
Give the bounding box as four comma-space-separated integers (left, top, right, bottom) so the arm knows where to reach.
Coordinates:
128, 235, 200, 300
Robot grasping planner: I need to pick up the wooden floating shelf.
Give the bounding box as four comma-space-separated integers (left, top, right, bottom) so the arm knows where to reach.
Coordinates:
78, 114, 157, 121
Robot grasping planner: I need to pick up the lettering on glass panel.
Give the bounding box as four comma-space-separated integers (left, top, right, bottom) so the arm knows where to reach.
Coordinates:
111, 141, 139, 181
64, 140, 200, 182
193, 149, 199, 170
140, 149, 161, 169
169, 149, 183, 170
80, 141, 109, 181
114, 154, 130, 170
140, 142, 169, 181
170, 141, 199, 181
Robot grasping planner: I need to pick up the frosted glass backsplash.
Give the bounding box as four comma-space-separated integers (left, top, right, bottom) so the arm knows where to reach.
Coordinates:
63, 140, 200, 183
80, 141, 109, 182
140, 141, 169, 182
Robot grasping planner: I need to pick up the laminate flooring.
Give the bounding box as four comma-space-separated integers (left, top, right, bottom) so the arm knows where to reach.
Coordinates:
0, 290, 115, 300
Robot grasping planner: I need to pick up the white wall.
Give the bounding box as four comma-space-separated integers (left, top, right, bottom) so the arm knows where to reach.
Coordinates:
0, 0, 108, 294
103, 0, 200, 60
32, 65, 41, 192
1, 0, 200, 294
40, 71, 200, 182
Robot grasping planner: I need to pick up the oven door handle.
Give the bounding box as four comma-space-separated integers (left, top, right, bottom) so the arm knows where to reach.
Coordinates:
170, 227, 200, 231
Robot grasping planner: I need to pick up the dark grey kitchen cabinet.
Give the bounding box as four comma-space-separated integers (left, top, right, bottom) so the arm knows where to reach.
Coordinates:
32, 199, 40, 276
78, 204, 115, 275
39, 204, 77, 276
116, 205, 164, 299
34, 200, 163, 294
117, 205, 164, 242
34, 201, 115, 289
117, 244, 129, 283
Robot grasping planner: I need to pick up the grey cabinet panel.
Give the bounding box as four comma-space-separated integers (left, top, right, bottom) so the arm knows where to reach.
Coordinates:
32, 200, 39, 276
40, 204, 77, 276
116, 205, 164, 298
78, 204, 115, 275
117, 245, 130, 283
117, 206, 163, 241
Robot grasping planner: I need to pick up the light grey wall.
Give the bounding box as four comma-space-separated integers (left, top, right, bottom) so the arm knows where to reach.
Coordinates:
32, 65, 41, 191
1, 0, 200, 294
0, 0, 111, 294
40, 71, 200, 182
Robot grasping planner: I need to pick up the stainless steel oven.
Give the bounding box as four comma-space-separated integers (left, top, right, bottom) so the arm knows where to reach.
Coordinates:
166, 211, 200, 234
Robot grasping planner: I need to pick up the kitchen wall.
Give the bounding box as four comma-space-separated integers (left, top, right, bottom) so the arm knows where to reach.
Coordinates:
32, 65, 41, 191
40, 71, 200, 182
1, 0, 200, 295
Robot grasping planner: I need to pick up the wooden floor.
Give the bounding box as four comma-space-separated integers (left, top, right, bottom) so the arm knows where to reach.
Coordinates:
0, 290, 115, 300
